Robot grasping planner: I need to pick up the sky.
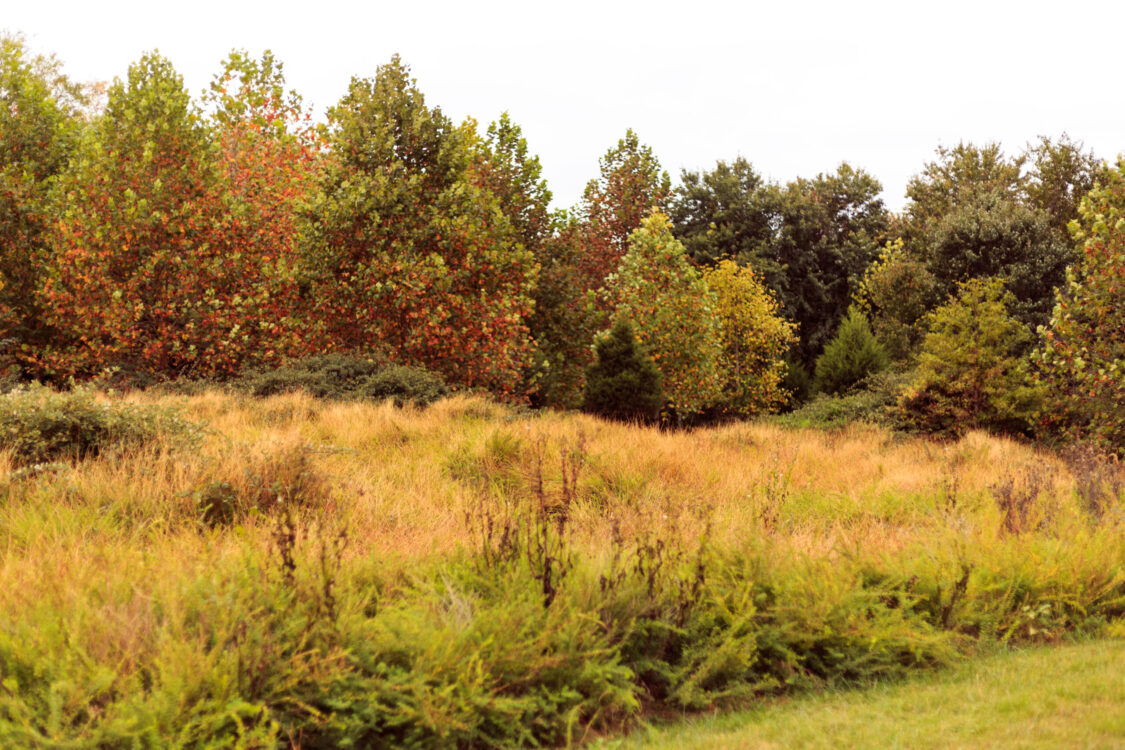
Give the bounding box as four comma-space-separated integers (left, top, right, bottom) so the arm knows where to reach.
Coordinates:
5, 0, 1124, 212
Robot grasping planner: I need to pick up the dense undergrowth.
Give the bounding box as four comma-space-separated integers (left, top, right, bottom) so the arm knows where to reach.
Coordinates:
0, 387, 1122, 747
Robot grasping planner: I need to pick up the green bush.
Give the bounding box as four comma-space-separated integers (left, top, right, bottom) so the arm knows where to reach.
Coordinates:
813, 307, 889, 396
0, 384, 202, 466
898, 278, 1043, 438
781, 355, 813, 407
237, 354, 447, 407
778, 369, 912, 430
239, 354, 387, 399
583, 319, 664, 423
359, 364, 448, 407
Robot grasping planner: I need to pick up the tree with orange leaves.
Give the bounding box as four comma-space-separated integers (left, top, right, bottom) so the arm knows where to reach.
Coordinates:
38, 51, 318, 381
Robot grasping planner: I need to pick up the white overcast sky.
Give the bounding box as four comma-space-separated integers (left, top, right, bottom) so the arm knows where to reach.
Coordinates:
6, 0, 1124, 212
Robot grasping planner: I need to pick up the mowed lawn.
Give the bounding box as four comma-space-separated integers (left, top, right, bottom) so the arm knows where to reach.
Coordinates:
612, 639, 1125, 749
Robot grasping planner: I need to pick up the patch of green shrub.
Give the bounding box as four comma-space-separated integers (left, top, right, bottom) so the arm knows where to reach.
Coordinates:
0, 384, 202, 466
1, 503, 1124, 747
777, 370, 912, 430
359, 364, 448, 407
236, 354, 447, 407
239, 354, 387, 399
583, 319, 664, 423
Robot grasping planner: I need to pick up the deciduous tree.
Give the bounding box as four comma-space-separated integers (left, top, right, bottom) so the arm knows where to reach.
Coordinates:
764, 163, 888, 365
899, 278, 1042, 437
669, 157, 774, 273
601, 212, 722, 418
1034, 159, 1125, 453
0, 34, 83, 371
39, 52, 317, 381
306, 56, 536, 396
703, 260, 796, 415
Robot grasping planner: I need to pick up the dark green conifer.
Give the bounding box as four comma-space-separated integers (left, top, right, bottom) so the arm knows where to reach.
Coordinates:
813, 307, 889, 395
582, 319, 663, 423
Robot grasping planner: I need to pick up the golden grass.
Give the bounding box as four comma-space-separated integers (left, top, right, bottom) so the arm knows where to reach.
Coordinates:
1, 388, 1112, 595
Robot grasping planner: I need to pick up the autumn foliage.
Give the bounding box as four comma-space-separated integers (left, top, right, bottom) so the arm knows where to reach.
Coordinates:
704, 260, 797, 415
601, 212, 723, 418
7, 34, 1122, 446
38, 53, 317, 380
1035, 159, 1125, 453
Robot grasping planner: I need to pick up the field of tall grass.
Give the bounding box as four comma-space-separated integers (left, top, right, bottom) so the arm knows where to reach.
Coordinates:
1, 387, 1122, 747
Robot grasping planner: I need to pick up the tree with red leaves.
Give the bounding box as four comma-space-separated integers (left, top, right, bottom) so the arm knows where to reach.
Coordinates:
38, 51, 317, 381
0, 34, 84, 374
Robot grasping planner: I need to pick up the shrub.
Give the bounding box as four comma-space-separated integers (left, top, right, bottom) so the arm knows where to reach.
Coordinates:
781, 356, 813, 407
192, 443, 329, 526
813, 307, 889, 395
899, 278, 1043, 437
583, 319, 663, 423
238, 354, 448, 408
777, 369, 912, 430
359, 364, 448, 407
0, 384, 202, 466
239, 354, 387, 399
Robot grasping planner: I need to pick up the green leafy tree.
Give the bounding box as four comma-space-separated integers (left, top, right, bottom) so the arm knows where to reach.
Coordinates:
899, 278, 1042, 437
1022, 133, 1103, 238
306, 56, 536, 396
855, 239, 941, 361
669, 157, 775, 272
703, 260, 796, 415
923, 189, 1074, 330
582, 318, 663, 423
474, 112, 553, 258
764, 163, 889, 365
1034, 159, 1125, 453
601, 212, 722, 418
813, 307, 888, 396
0, 34, 84, 370
904, 141, 1024, 238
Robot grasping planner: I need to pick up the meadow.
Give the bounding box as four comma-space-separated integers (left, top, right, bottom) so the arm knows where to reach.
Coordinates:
1, 387, 1123, 747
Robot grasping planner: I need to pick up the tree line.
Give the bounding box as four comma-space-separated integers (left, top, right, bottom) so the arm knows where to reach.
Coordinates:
1, 35, 1121, 450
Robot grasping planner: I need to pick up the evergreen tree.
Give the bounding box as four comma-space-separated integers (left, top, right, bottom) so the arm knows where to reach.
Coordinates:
813, 307, 888, 395
582, 318, 663, 423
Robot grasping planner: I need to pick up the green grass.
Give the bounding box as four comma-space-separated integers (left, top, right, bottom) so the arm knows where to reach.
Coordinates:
609, 639, 1125, 749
